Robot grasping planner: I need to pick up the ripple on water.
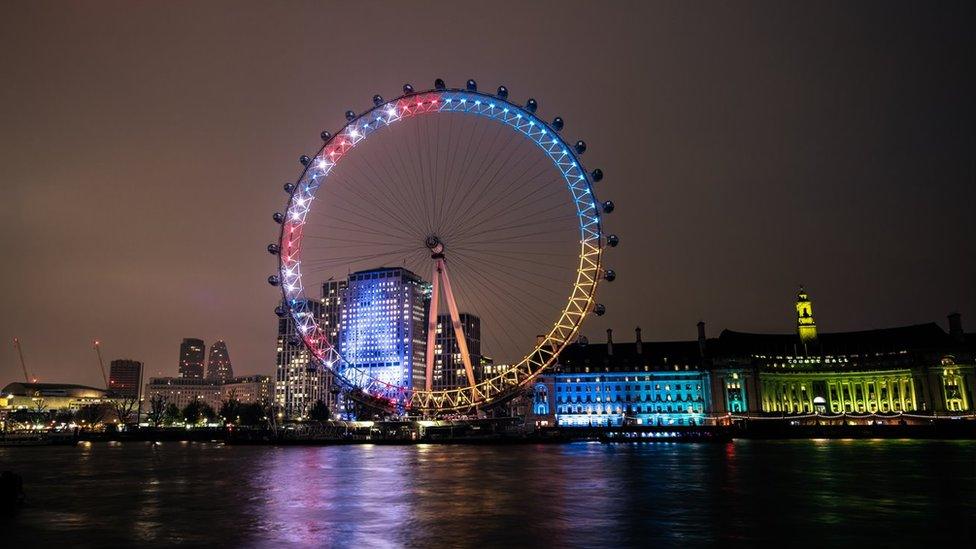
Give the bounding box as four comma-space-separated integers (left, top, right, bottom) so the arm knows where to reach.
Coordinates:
1, 440, 973, 546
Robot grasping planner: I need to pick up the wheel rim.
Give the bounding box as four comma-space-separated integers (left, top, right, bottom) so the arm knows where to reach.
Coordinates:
277, 87, 604, 413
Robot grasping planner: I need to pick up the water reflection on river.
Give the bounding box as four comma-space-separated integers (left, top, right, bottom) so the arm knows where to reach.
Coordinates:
2, 440, 974, 547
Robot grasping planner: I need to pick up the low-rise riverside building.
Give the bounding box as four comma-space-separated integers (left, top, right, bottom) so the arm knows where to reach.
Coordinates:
144, 377, 222, 410
0, 382, 111, 412
534, 328, 711, 427
145, 375, 274, 410
221, 375, 273, 405
528, 290, 975, 426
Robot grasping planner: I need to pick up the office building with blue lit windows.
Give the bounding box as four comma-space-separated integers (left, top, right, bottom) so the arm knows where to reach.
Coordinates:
340, 267, 431, 390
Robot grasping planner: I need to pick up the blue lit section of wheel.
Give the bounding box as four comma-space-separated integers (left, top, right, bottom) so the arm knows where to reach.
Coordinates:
270, 80, 615, 413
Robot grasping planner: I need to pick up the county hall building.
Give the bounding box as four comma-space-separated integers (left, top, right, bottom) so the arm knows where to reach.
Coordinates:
529, 289, 975, 426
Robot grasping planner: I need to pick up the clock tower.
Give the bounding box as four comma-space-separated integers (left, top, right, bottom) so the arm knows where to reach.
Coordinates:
796, 286, 818, 344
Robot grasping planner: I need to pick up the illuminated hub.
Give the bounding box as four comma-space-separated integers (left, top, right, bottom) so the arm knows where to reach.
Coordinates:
422, 236, 478, 395
425, 235, 444, 256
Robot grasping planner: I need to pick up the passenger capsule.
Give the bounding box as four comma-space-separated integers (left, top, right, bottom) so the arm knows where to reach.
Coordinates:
552, 117, 564, 131
268, 275, 280, 286
574, 140, 587, 154
274, 305, 287, 317
607, 234, 620, 247
372, 94, 383, 106
602, 200, 615, 214
287, 336, 300, 346
273, 212, 285, 224
497, 85, 509, 99
525, 98, 538, 113
434, 78, 446, 90
591, 168, 603, 182
299, 155, 310, 166
267, 243, 280, 255
283, 182, 296, 194
403, 83, 414, 94
320, 130, 332, 141
594, 304, 607, 316
604, 269, 616, 282
344, 110, 356, 121
466, 79, 477, 91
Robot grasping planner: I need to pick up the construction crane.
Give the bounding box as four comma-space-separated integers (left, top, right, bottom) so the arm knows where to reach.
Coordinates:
12, 337, 34, 383
93, 339, 109, 390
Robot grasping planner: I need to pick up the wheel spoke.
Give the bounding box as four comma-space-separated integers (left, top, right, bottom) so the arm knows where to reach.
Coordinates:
274, 88, 604, 414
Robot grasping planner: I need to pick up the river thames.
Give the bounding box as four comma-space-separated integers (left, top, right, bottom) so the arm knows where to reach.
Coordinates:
2, 440, 974, 547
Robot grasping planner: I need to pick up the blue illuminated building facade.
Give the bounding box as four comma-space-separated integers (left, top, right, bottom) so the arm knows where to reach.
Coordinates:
536, 328, 713, 427
340, 268, 431, 390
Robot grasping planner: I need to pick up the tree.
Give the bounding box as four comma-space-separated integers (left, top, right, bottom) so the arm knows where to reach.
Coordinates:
17, 399, 52, 426
147, 395, 167, 427
345, 397, 374, 421
112, 397, 140, 425
9, 409, 32, 428
163, 402, 181, 426
181, 401, 203, 425
239, 402, 266, 426
181, 400, 216, 425
309, 399, 331, 422
53, 409, 75, 425
31, 398, 47, 415
201, 403, 217, 424
76, 403, 111, 429
220, 399, 242, 424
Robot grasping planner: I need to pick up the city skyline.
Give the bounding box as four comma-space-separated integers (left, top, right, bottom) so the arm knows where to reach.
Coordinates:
1, 1, 973, 390
1, 3, 972, 547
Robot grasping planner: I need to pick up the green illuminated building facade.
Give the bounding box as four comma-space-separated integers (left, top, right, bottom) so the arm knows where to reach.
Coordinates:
530, 289, 975, 424
707, 291, 975, 418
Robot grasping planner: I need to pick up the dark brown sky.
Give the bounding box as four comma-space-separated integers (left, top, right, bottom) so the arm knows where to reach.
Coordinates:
1, 1, 973, 387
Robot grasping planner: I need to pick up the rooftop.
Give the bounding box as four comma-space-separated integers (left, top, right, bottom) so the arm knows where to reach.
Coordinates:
718, 323, 955, 356
2, 382, 108, 399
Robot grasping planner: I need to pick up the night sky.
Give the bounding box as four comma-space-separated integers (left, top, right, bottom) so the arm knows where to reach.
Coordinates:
1, 1, 973, 387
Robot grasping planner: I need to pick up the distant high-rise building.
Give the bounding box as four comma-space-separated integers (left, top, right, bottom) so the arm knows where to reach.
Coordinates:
321, 279, 348, 348
433, 313, 483, 390
340, 267, 430, 390
108, 359, 143, 399
275, 299, 334, 419
207, 340, 234, 381
179, 338, 206, 379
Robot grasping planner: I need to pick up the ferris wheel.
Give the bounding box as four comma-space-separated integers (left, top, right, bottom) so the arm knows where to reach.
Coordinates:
268, 78, 619, 414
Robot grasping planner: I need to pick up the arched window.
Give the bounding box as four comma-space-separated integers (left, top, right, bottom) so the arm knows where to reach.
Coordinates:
532, 383, 549, 415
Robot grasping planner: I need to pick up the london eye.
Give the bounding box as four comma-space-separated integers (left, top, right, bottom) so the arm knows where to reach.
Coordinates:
268, 79, 618, 414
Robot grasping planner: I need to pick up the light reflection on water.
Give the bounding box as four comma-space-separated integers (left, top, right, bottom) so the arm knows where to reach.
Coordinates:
2, 440, 974, 547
